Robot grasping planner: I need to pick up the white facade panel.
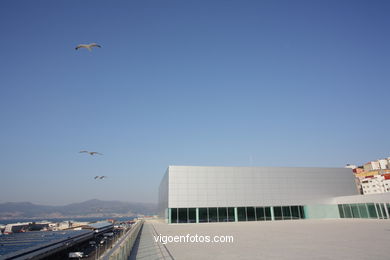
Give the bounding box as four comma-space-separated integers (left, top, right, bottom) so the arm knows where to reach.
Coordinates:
160, 166, 358, 209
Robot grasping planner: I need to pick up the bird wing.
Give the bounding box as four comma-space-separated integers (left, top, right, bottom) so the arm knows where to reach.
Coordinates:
90, 43, 101, 48
80, 150, 89, 153
94, 176, 99, 179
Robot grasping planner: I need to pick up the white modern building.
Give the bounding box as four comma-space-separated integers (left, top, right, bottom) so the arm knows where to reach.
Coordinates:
159, 166, 390, 223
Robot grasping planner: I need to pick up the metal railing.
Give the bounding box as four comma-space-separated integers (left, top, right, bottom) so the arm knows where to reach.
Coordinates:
101, 219, 144, 260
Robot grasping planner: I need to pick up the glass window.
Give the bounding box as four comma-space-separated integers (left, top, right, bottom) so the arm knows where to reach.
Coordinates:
208, 208, 218, 222
358, 204, 368, 218
171, 208, 178, 223
380, 204, 388, 219
351, 204, 360, 218
338, 205, 344, 218
188, 208, 196, 223
282, 206, 292, 220
247, 207, 255, 221
366, 203, 377, 219
343, 204, 352, 218
387, 203, 390, 218
199, 208, 208, 223
237, 207, 246, 221
178, 208, 188, 223
227, 207, 235, 222
291, 206, 300, 219
298, 206, 305, 219
265, 207, 272, 221
256, 207, 265, 221
376, 203, 384, 219
218, 208, 227, 222
274, 206, 282, 220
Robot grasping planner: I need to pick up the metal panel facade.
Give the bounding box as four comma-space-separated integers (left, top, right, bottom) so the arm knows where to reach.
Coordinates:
160, 166, 358, 209
158, 169, 169, 218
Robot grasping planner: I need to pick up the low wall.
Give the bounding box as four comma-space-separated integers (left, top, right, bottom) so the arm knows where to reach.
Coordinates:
102, 219, 144, 260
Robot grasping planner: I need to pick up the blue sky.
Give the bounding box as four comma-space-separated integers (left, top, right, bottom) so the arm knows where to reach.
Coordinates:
0, 0, 389, 205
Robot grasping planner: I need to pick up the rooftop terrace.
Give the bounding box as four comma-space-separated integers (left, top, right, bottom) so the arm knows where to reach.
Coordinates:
130, 219, 390, 260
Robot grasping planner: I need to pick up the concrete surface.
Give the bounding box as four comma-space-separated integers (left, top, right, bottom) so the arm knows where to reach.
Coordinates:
140, 219, 390, 260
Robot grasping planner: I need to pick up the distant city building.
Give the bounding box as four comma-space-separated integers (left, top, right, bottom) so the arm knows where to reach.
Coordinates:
378, 159, 389, 170
348, 156, 390, 196
3, 222, 51, 234
4, 222, 30, 234
361, 174, 390, 195
353, 167, 365, 174
364, 161, 381, 172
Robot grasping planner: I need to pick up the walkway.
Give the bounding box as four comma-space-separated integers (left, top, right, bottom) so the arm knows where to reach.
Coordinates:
129, 221, 173, 260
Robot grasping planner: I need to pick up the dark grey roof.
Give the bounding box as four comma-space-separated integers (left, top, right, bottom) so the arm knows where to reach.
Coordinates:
0, 230, 93, 259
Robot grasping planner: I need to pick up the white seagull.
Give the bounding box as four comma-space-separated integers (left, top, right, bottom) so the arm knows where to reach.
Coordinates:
80, 150, 103, 156
75, 43, 101, 51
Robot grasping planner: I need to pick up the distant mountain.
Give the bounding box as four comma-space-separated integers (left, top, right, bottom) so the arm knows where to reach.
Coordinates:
0, 199, 157, 219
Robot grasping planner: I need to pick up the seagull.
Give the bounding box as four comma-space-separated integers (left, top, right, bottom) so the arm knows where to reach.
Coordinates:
75, 43, 101, 51
93, 176, 107, 180
80, 151, 103, 156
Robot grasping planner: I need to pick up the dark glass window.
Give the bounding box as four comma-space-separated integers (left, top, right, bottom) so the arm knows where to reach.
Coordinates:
265, 207, 272, 220
298, 206, 305, 219
351, 204, 360, 218
380, 203, 387, 219
367, 203, 377, 219
376, 203, 384, 219
246, 207, 255, 221
282, 206, 291, 220
199, 208, 208, 223
237, 207, 246, 221
274, 206, 282, 220
218, 208, 227, 222
358, 204, 368, 219
178, 208, 188, 223
338, 205, 344, 218
256, 207, 265, 221
171, 208, 178, 223
387, 203, 390, 218
227, 207, 235, 222
343, 204, 352, 218
188, 208, 196, 223
291, 206, 300, 219
209, 208, 218, 222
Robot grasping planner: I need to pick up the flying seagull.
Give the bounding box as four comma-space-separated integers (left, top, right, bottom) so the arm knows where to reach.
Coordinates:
80, 150, 103, 156
93, 176, 107, 180
75, 43, 101, 51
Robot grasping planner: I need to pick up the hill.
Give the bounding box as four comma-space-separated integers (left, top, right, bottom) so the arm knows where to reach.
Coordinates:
0, 199, 157, 219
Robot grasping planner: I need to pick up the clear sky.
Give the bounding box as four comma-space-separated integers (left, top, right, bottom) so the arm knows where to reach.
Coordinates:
0, 0, 389, 205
